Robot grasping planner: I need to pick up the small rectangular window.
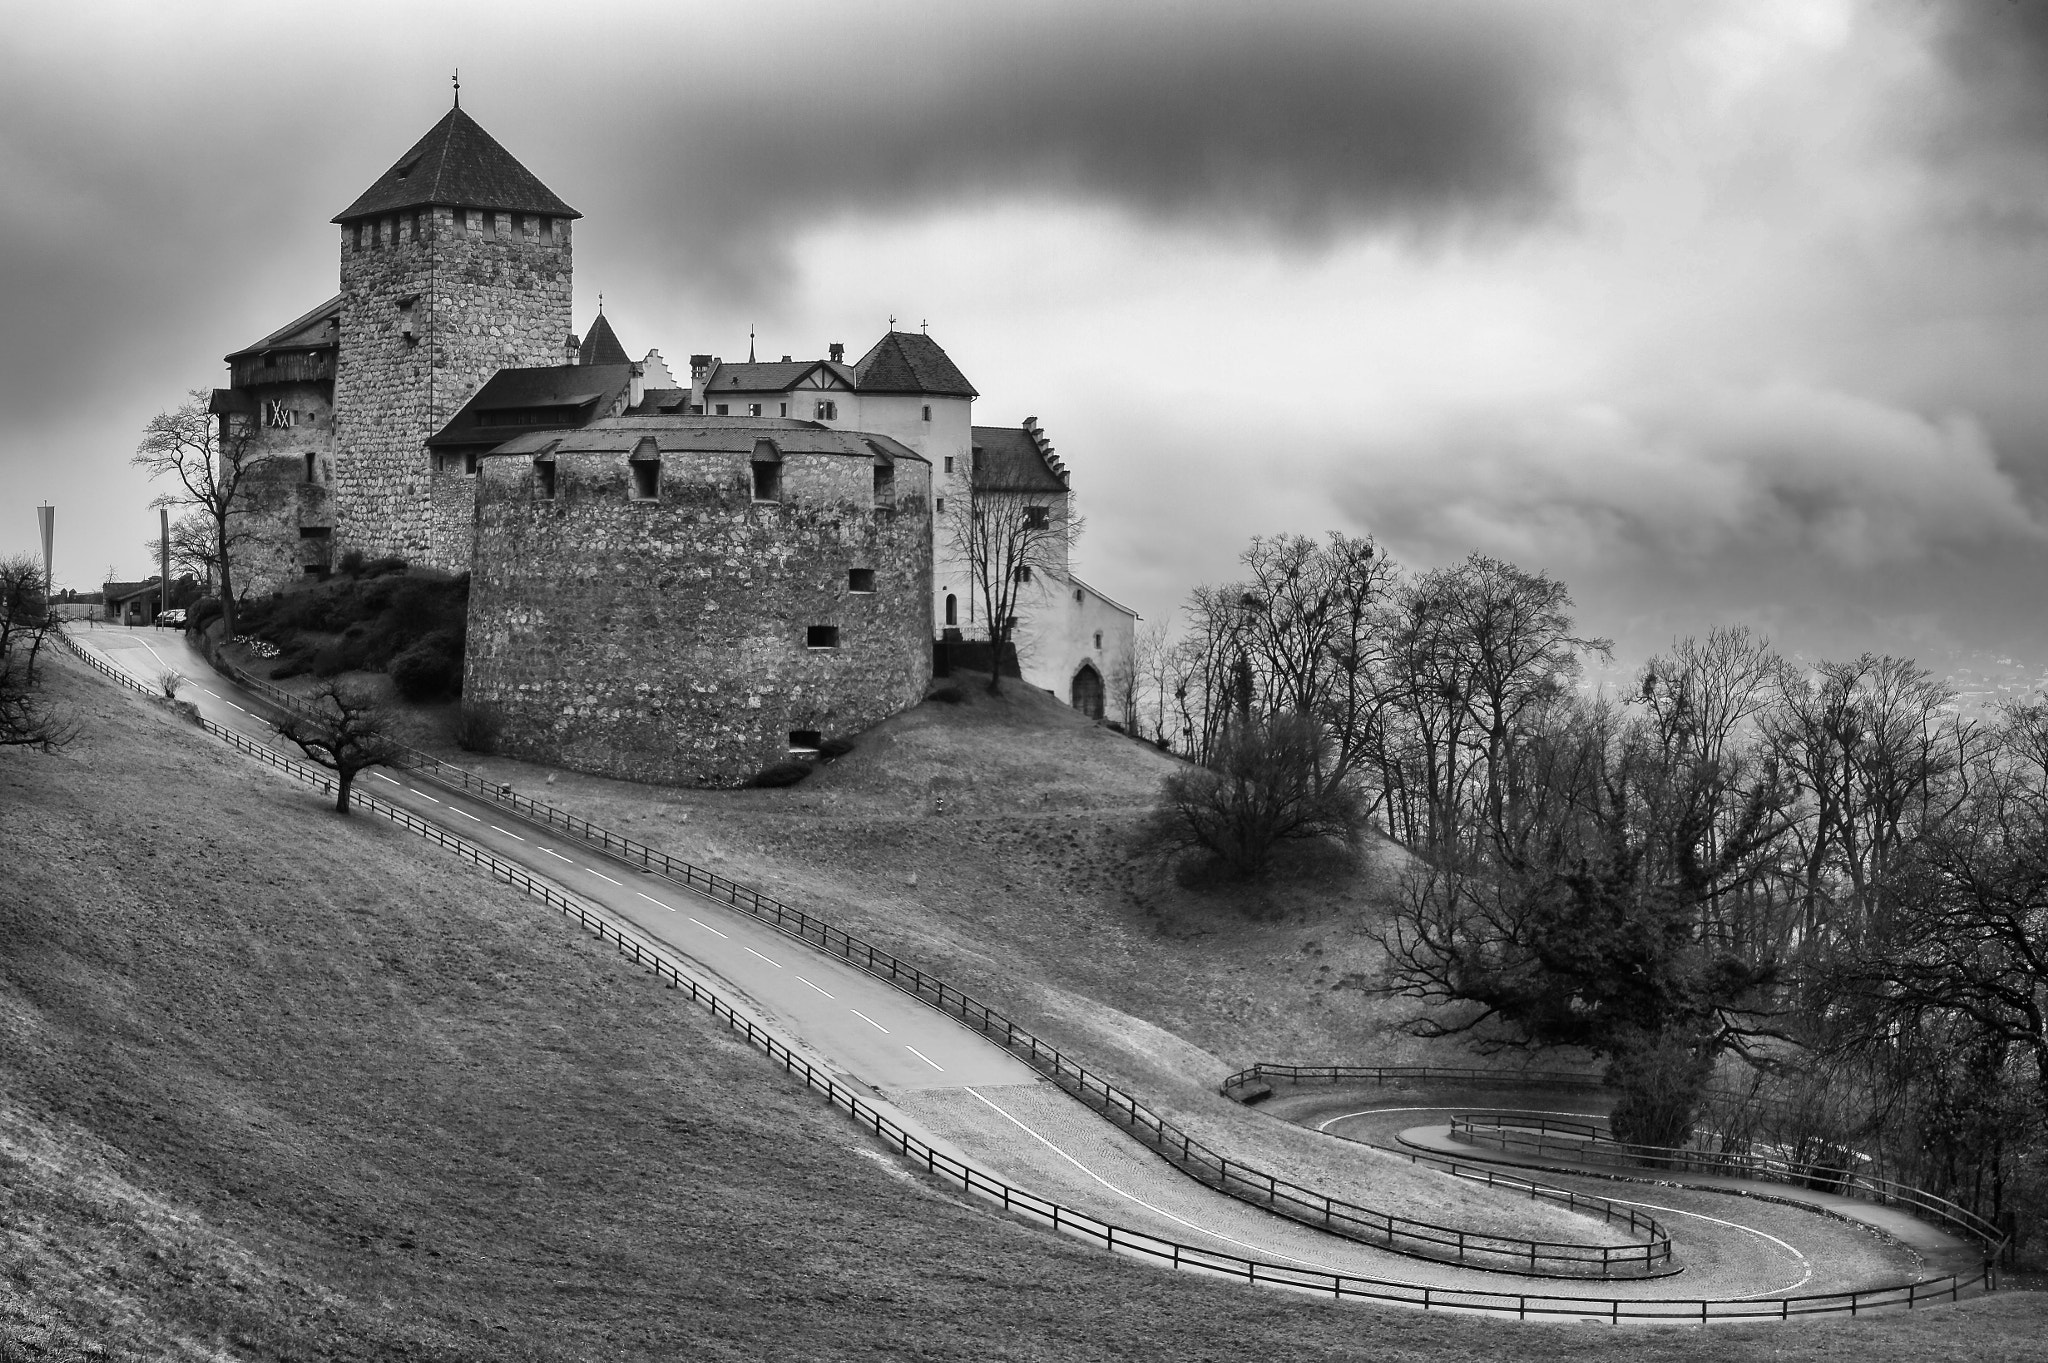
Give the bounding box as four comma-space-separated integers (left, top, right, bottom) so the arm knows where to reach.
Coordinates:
748, 403, 762, 417
632, 458, 660, 499
752, 461, 781, 501
464, 451, 480, 476
1014, 565, 1032, 583
352, 222, 363, 251
872, 463, 894, 506
535, 460, 557, 499
1025, 505, 1049, 529
815, 400, 836, 420
788, 729, 822, 752
778, 402, 788, 417
922, 405, 932, 422
944, 455, 954, 474
848, 568, 875, 593
715, 403, 729, 416
806, 625, 840, 649
935, 496, 945, 513
513, 213, 527, 237
304, 452, 317, 484
539, 216, 553, 240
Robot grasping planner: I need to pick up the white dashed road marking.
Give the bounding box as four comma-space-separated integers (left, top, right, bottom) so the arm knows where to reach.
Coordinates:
850, 1009, 889, 1033
588, 869, 621, 886
541, 848, 573, 863
374, 773, 401, 785
491, 826, 524, 841
687, 917, 728, 939
743, 946, 781, 967
905, 1045, 944, 1072
452, 808, 481, 821
794, 975, 833, 998
409, 789, 440, 802
638, 893, 675, 912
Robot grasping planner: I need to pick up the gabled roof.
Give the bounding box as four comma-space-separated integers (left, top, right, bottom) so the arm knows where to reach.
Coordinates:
854, 331, 978, 398
102, 580, 162, 603
333, 106, 579, 223
577, 313, 630, 367
225, 294, 343, 362
484, 416, 926, 464
627, 388, 692, 415
971, 423, 1067, 493
426, 363, 634, 449
702, 360, 855, 394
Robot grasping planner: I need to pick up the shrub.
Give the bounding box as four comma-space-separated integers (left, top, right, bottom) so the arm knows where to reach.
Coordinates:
453, 703, 501, 754
270, 650, 312, 681
362, 555, 409, 578
1147, 713, 1362, 880
338, 548, 365, 576
748, 760, 812, 788
311, 639, 359, 678
189, 597, 222, 633
389, 635, 460, 701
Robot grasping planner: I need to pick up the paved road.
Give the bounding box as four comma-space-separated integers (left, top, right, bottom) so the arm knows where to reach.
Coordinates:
69, 624, 1984, 1312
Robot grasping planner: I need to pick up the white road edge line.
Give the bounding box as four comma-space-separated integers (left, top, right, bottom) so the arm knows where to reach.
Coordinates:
540, 848, 573, 863
588, 869, 622, 886
200, 688, 219, 698
793, 975, 833, 998
905, 1045, 945, 1072
687, 917, 728, 939
409, 789, 441, 802
373, 773, 402, 785
961, 1088, 1351, 1275
850, 1009, 889, 1033
638, 892, 676, 912
452, 808, 481, 821
227, 702, 246, 712
491, 826, 525, 841
743, 946, 781, 967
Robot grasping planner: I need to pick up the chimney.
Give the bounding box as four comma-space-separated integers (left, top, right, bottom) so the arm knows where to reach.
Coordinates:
829, 342, 845, 364
690, 353, 714, 387
564, 332, 582, 366
628, 361, 645, 410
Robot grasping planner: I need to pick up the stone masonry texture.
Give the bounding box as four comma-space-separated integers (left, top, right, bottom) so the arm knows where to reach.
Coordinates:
465, 438, 933, 786
333, 208, 570, 572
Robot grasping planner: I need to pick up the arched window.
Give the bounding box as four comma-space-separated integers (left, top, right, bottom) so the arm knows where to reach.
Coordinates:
944, 593, 958, 627
1071, 663, 1105, 720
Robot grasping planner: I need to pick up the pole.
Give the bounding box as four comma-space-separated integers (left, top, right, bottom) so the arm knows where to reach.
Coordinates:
36, 503, 54, 600
159, 506, 171, 622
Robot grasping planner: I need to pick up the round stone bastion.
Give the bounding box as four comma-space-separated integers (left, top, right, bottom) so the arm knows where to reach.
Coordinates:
465, 416, 933, 786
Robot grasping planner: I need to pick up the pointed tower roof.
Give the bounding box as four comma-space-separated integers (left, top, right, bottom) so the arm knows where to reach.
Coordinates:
333, 106, 579, 223
853, 330, 978, 398
577, 312, 631, 367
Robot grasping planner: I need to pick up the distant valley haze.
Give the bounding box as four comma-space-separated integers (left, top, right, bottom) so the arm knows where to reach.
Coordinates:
4, 0, 2045, 690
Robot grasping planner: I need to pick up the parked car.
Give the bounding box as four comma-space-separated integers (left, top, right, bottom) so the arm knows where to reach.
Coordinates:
155, 608, 187, 629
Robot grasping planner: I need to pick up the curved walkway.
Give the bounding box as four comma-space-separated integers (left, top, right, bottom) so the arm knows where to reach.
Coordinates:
63, 624, 2000, 1322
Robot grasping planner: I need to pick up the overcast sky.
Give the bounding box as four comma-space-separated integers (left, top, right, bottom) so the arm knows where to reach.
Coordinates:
4, 0, 2045, 682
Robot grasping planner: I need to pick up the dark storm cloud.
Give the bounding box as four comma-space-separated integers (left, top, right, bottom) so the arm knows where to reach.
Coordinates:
617, 0, 1607, 291
1917, 0, 2048, 234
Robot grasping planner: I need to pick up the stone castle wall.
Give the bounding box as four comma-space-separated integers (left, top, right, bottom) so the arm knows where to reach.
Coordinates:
428, 472, 477, 575
332, 208, 571, 572
465, 444, 933, 786
224, 377, 338, 597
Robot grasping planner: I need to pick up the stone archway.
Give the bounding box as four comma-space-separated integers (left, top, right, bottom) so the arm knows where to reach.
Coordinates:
1070, 662, 1105, 720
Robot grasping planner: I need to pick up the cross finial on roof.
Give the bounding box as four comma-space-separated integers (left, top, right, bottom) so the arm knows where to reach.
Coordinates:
888, 313, 896, 329
452, 68, 460, 109
921, 318, 929, 334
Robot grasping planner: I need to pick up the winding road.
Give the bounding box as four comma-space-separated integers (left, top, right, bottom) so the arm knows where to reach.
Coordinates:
67, 622, 1992, 1321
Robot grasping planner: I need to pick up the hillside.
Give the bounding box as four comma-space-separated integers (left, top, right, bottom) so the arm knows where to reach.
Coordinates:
3, 655, 2045, 1358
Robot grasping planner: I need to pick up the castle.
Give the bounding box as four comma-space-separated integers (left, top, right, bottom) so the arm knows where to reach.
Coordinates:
214, 99, 1136, 783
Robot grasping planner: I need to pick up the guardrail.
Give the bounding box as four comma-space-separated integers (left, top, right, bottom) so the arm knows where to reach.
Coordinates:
61, 632, 2006, 1319
190, 643, 1676, 1278
1224, 1063, 1608, 1094
1448, 1114, 2011, 1260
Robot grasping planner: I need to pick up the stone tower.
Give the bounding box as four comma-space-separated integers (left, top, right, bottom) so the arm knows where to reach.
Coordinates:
330, 103, 578, 565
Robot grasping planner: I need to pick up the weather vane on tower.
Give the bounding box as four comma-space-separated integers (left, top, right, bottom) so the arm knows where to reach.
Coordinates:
452, 68, 460, 108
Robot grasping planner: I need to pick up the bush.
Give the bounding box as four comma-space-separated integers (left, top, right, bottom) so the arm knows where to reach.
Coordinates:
453, 703, 501, 754
748, 760, 812, 788
311, 638, 359, 678
362, 555, 409, 578
270, 650, 312, 681
338, 548, 365, 576
189, 597, 222, 633
1148, 713, 1362, 880
389, 633, 460, 701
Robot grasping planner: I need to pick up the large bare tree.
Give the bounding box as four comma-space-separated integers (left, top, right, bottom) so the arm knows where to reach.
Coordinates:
132, 388, 260, 640
946, 481, 1082, 695
272, 679, 405, 814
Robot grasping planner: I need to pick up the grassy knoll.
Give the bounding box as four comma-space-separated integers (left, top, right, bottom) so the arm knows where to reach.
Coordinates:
1, 659, 2043, 1358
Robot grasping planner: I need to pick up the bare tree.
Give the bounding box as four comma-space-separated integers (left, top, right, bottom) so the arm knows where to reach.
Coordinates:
1104, 629, 1142, 731
946, 481, 1083, 695
272, 679, 405, 813
132, 388, 260, 640
1150, 712, 1363, 882
144, 508, 224, 592
1, 555, 74, 750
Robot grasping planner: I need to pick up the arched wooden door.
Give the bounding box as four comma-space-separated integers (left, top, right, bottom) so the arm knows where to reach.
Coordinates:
1071, 662, 1105, 720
